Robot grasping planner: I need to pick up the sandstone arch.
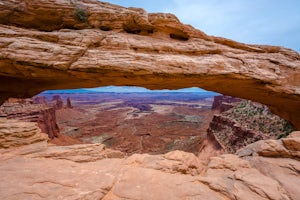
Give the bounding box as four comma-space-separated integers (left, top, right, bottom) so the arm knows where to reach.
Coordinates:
0, 0, 299, 129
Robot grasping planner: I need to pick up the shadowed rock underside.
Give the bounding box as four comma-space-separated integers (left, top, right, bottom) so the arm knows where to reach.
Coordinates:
0, 0, 299, 129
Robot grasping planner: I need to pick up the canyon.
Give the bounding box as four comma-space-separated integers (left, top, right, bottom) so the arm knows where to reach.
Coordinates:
0, 0, 300, 129
0, 97, 81, 146
0, 91, 297, 199
21, 92, 291, 157
0, 98, 59, 139
0, 0, 299, 199
0, 118, 299, 199
46, 91, 217, 155
208, 99, 295, 153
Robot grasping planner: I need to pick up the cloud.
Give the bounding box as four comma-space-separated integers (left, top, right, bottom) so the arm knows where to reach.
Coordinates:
104, 0, 299, 52
168, 0, 300, 52
102, 0, 172, 12
86, 86, 213, 93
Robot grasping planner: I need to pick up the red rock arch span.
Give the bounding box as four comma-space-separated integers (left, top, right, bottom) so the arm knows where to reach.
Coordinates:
0, 0, 299, 129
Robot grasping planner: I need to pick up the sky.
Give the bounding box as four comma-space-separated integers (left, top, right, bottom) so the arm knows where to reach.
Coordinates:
104, 0, 300, 53
43, 86, 218, 93
85, 86, 207, 93
46, 1, 300, 93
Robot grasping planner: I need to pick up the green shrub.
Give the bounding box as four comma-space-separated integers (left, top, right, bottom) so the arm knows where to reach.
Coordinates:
283, 121, 295, 134
277, 133, 286, 139
74, 8, 87, 22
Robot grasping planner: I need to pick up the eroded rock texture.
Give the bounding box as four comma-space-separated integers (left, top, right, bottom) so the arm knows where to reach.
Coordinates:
0, 118, 299, 200
0, 98, 59, 139
208, 100, 295, 153
0, 0, 299, 129
211, 95, 241, 112
0, 118, 48, 148
0, 97, 82, 145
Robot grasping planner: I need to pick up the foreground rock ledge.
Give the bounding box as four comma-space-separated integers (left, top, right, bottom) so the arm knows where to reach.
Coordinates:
0, 119, 299, 199
0, 0, 299, 129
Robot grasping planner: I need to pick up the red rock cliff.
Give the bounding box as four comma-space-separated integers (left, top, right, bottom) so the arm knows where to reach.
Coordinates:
211, 95, 241, 112
0, 0, 299, 129
0, 98, 59, 139
208, 100, 295, 153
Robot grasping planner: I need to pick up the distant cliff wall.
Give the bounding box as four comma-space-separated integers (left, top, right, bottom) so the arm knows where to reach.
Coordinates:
207, 99, 295, 153
0, 99, 59, 139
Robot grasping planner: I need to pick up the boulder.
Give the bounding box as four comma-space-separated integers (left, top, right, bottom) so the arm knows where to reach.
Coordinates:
0, 119, 299, 200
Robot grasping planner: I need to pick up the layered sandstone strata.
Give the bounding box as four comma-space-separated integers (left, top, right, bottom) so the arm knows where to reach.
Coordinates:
0, 118, 299, 199
0, 118, 48, 148
0, 99, 59, 139
211, 95, 241, 112
208, 100, 295, 153
0, 0, 299, 129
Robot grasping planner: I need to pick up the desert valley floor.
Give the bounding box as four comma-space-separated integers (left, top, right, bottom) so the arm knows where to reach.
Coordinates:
42, 91, 219, 155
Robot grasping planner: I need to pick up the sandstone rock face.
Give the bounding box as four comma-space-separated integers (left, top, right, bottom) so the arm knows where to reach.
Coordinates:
211, 95, 241, 112
33, 96, 47, 104
0, 0, 299, 129
198, 154, 292, 200
237, 132, 300, 160
208, 100, 295, 153
0, 99, 60, 139
198, 126, 225, 160
66, 97, 73, 108
52, 95, 64, 110
0, 97, 82, 145
0, 118, 48, 148
0, 118, 299, 200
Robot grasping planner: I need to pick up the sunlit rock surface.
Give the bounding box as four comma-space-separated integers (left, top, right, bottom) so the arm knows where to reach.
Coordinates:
0, 0, 299, 129
0, 98, 59, 139
0, 0, 299, 198
0, 118, 48, 149
0, 119, 299, 200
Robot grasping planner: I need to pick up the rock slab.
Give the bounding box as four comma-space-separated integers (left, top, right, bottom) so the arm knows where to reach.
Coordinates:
0, 119, 299, 200
0, 0, 299, 129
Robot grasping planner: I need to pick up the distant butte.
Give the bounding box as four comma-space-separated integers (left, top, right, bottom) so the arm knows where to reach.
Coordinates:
0, 0, 299, 129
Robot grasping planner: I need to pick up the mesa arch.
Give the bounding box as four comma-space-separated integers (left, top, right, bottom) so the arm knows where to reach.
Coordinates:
0, 0, 299, 129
